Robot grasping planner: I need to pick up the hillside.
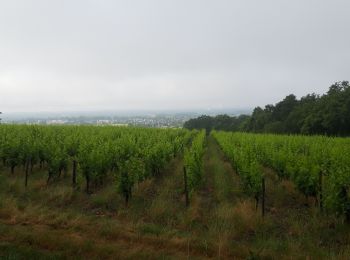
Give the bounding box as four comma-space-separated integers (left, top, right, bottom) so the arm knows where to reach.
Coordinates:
0, 126, 349, 259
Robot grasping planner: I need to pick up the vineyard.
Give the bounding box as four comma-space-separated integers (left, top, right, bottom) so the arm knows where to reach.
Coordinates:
0, 125, 350, 259
212, 131, 350, 220
0, 125, 200, 203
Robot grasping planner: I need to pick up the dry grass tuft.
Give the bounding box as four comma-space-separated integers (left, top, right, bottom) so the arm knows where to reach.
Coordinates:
134, 179, 154, 197
231, 200, 260, 238
0, 197, 20, 221
183, 195, 201, 227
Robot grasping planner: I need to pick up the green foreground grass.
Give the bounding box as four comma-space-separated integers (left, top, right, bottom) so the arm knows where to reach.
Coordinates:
0, 136, 350, 259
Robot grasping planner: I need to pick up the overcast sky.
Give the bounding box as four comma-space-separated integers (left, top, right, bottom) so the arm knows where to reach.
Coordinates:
1, 0, 349, 113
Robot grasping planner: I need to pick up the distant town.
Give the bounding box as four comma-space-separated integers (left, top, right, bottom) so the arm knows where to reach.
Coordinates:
0, 109, 251, 128
8, 114, 191, 128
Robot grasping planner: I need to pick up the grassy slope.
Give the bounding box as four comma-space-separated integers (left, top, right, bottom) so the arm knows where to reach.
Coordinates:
0, 136, 350, 259
0, 157, 196, 260
206, 136, 350, 259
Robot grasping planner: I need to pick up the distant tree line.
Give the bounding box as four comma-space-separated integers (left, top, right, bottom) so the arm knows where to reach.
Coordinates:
183, 114, 249, 134
184, 81, 350, 136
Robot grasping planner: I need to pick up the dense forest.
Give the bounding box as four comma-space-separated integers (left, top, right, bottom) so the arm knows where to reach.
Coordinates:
184, 81, 350, 136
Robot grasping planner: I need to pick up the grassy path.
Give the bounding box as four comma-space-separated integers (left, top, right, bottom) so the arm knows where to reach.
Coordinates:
205, 135, 242, 203
188, 135, 250, 258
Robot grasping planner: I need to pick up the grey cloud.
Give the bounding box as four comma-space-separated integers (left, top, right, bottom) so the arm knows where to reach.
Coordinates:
0, 0, 349, 112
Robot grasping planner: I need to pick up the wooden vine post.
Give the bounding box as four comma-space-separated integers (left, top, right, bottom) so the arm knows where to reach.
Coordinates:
25, 157, 30, 188
72, 160, 77, 188
184, 166, 189, 207
262, 177, 265, 218
319, 171, 323, 213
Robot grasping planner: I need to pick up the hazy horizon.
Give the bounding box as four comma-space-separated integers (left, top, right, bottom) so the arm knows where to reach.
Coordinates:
1, 0, 349, 113
1, 106, 252, 114
1, 107, 252, 121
